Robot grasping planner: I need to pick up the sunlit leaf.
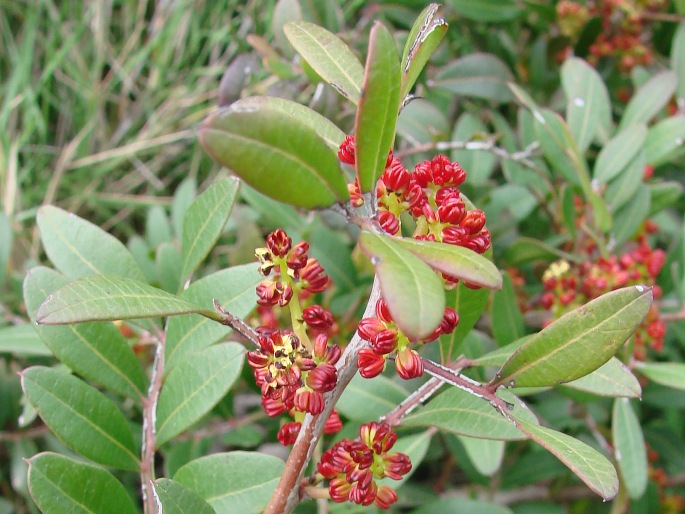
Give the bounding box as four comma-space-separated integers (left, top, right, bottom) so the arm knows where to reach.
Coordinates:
613, 399, 648, 499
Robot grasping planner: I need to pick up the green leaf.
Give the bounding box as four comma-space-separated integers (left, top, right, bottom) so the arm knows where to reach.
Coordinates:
154, 478, 217, 514
28, 453, 138, 514
402, 387, 537, 440
390, 237, 501, 289
165, 263, 261, 369
36, 274, 211, 325
613, 399, 648, 499
458, 436, 504, 477
283, 21, 363, 103
431, 53, 514, 103
359, 232, 445, 340
146, 205, 173, 247
605, 150, 646, 211
672, 22, 685, 102
232, 96, 346, 151
37, 205, 145, 281
439, 284, 490, 363
491, 273, 526, 346
179, 177, 239, 284
446, 0, 523, 22
171, 178, 197, 240
0, 325, 51, 357
451, 112, 497, 185
593, 124, 647, 184
561, 57, 612, 151
612, 185, 650, 246
379, 431, 433, 489
492, 286, 653, 388
355, 21, 401, 193
336, 373, 408, 421
157, 242, 182, 293
514, 417, 618, 500
24, 267, 147, 398
199, 100, 349, 209
563, 358, 641, 398
174, 451, 284, 514
617, 71, 678, 132
644, 115, 685, 166
635, 362, 685, 390
156, 343, 244, 446
0, 212, 11, 285
21, 367, 139, 471
649, 180, 684, 214
400, 3, 448, 98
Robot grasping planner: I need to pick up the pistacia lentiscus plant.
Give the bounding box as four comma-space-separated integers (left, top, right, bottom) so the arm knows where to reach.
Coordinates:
18, 4, 659, 514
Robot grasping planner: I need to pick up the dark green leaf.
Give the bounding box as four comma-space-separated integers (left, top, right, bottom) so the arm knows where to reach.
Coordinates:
180, 177, 239, 284
432, 53, 514, 103
492, 286, 653, 388
359, 232, 445, 340
283, 21, 363, 103
355, 21, 401, 193
613, 399, 648, 499
563, 358, 641, 398
491, 273, 525, 346
594, 124, 647, 184
447, 0, 524, 22
174, 451, 284, 514
635, 362, 685, 390
37, 205, 145, 281
25, 267, 147, 398
36, 274, 210, 325
439, 284, 490, 362
156, 343, 244, 447
199, 101, 349, 209
21, 367, 139, 471
154, 478, 217, 514
618, 72, 677, 132
28, 452, 138, 514
649, 181, 684, 214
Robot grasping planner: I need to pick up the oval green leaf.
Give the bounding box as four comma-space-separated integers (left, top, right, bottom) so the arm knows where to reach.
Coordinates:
36, 274, 210, 325
28, 452, 138, 514
617, 71, 677, 132
605, 150, 646, 210
593, 123, 647, 184
672, 22, 685, 102
336, 373, 409, 421
283, 21, 363, 103
492, 286, 653, 388
199, 101, 348, 209
359, 231, 445, 340
612, 398, 648, 499
21, 367, 139, 471
451, 112, 498, 185
563, 358, 641, 398
612, 185, 650, 246
459, 436, 504, 477
402, 387, 537, 441
174, 451, 284, 514
447, 0, 523, 22
514, 417, 619, 500
561, 57, 612, 151
635, 362, 685, 390
644, 115, 685, 166
432, 53, 514, 103
153, 478, 217, 514
491, 273, 526, 346
37, 205, 145, 281
439, 283, 491, 362
24, 267, 147, 398
180, 177, 239, 285
0, 325, 51, 357
355, 21, 401, 193
156, 343, 244, 447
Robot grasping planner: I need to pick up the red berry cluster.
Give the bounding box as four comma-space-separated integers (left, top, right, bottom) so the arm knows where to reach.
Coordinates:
539, 230, 666, 358
318, 422, 411, 508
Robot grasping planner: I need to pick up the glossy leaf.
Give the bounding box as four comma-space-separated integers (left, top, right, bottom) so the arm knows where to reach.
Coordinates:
165, 263, 262, 369
561, 57, 612, 151
37, 205, 145, 281
28, 453, 138, 514
613, 399, 648, 498
446, 0, 523, 22
402, 388, 537, 441
336, 373, 409, 421
431, 53, 514, 103
593, 123, 647, 184
491, 273, 525, 346
36, 274, 211, 325
563, 358, 641, 398
0, 325, 51, 357
199, 101, 349, 209
391, 236, 501, 289
283, 21, 363, 103
174, 451, 284, 514
400, 3, 448, 98
180, 177, 239, 284
635, 362, 685, 390
672, 22, 685, 102
612, 185, 650, 246
232, 96, 346, 151
355, 21, 401, 193
514, 417, 618, 500
459, 436, 505, 477
617, 71, 677, 132
644, 115, 685, 166
25, 267, 147, 398
153, 478, 217, 514
359, 231, 444, 340
156, 343, 244, 446
21, 367, 139, 471
492, 286, 653, 388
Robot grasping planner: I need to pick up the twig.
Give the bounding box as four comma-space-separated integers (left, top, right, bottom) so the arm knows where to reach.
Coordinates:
264, 278, 382, 514
396, 138, 541, 164
175, 411, 266, 442
213, 299, 260, 347
0, 425, 51, 442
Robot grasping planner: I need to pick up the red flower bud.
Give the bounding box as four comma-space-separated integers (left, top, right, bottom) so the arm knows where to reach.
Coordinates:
377, 210, 400, 235
302, 305, 334, 330
277, 421, 301, 445
300, 258, 330, 293
306, 363, 337, 392
375, 485, 398, 509
357, 317, 386, 341
358, 348, 386, 378
324, 409, 343, 434
338, 135, 356, 164
395, 347, 423, 380
375, 299, 393, 323
437, 196, 466, 224
460, 210, 486, 234
286, 241, 309, 271
440, 307, 459, 335
371, 329, 399, 355
380, 159, 410, 193
294, 388, 325, 415
266, 229, 292, 257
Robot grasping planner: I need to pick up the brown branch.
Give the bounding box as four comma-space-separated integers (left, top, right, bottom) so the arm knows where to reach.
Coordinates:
0, 425, 51, 442
213, 299, 260, 347
264, 278, 382, 514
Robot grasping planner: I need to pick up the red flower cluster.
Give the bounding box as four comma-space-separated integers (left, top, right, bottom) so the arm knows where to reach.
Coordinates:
318, 422, 411, 509
356, 298, 459, 380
